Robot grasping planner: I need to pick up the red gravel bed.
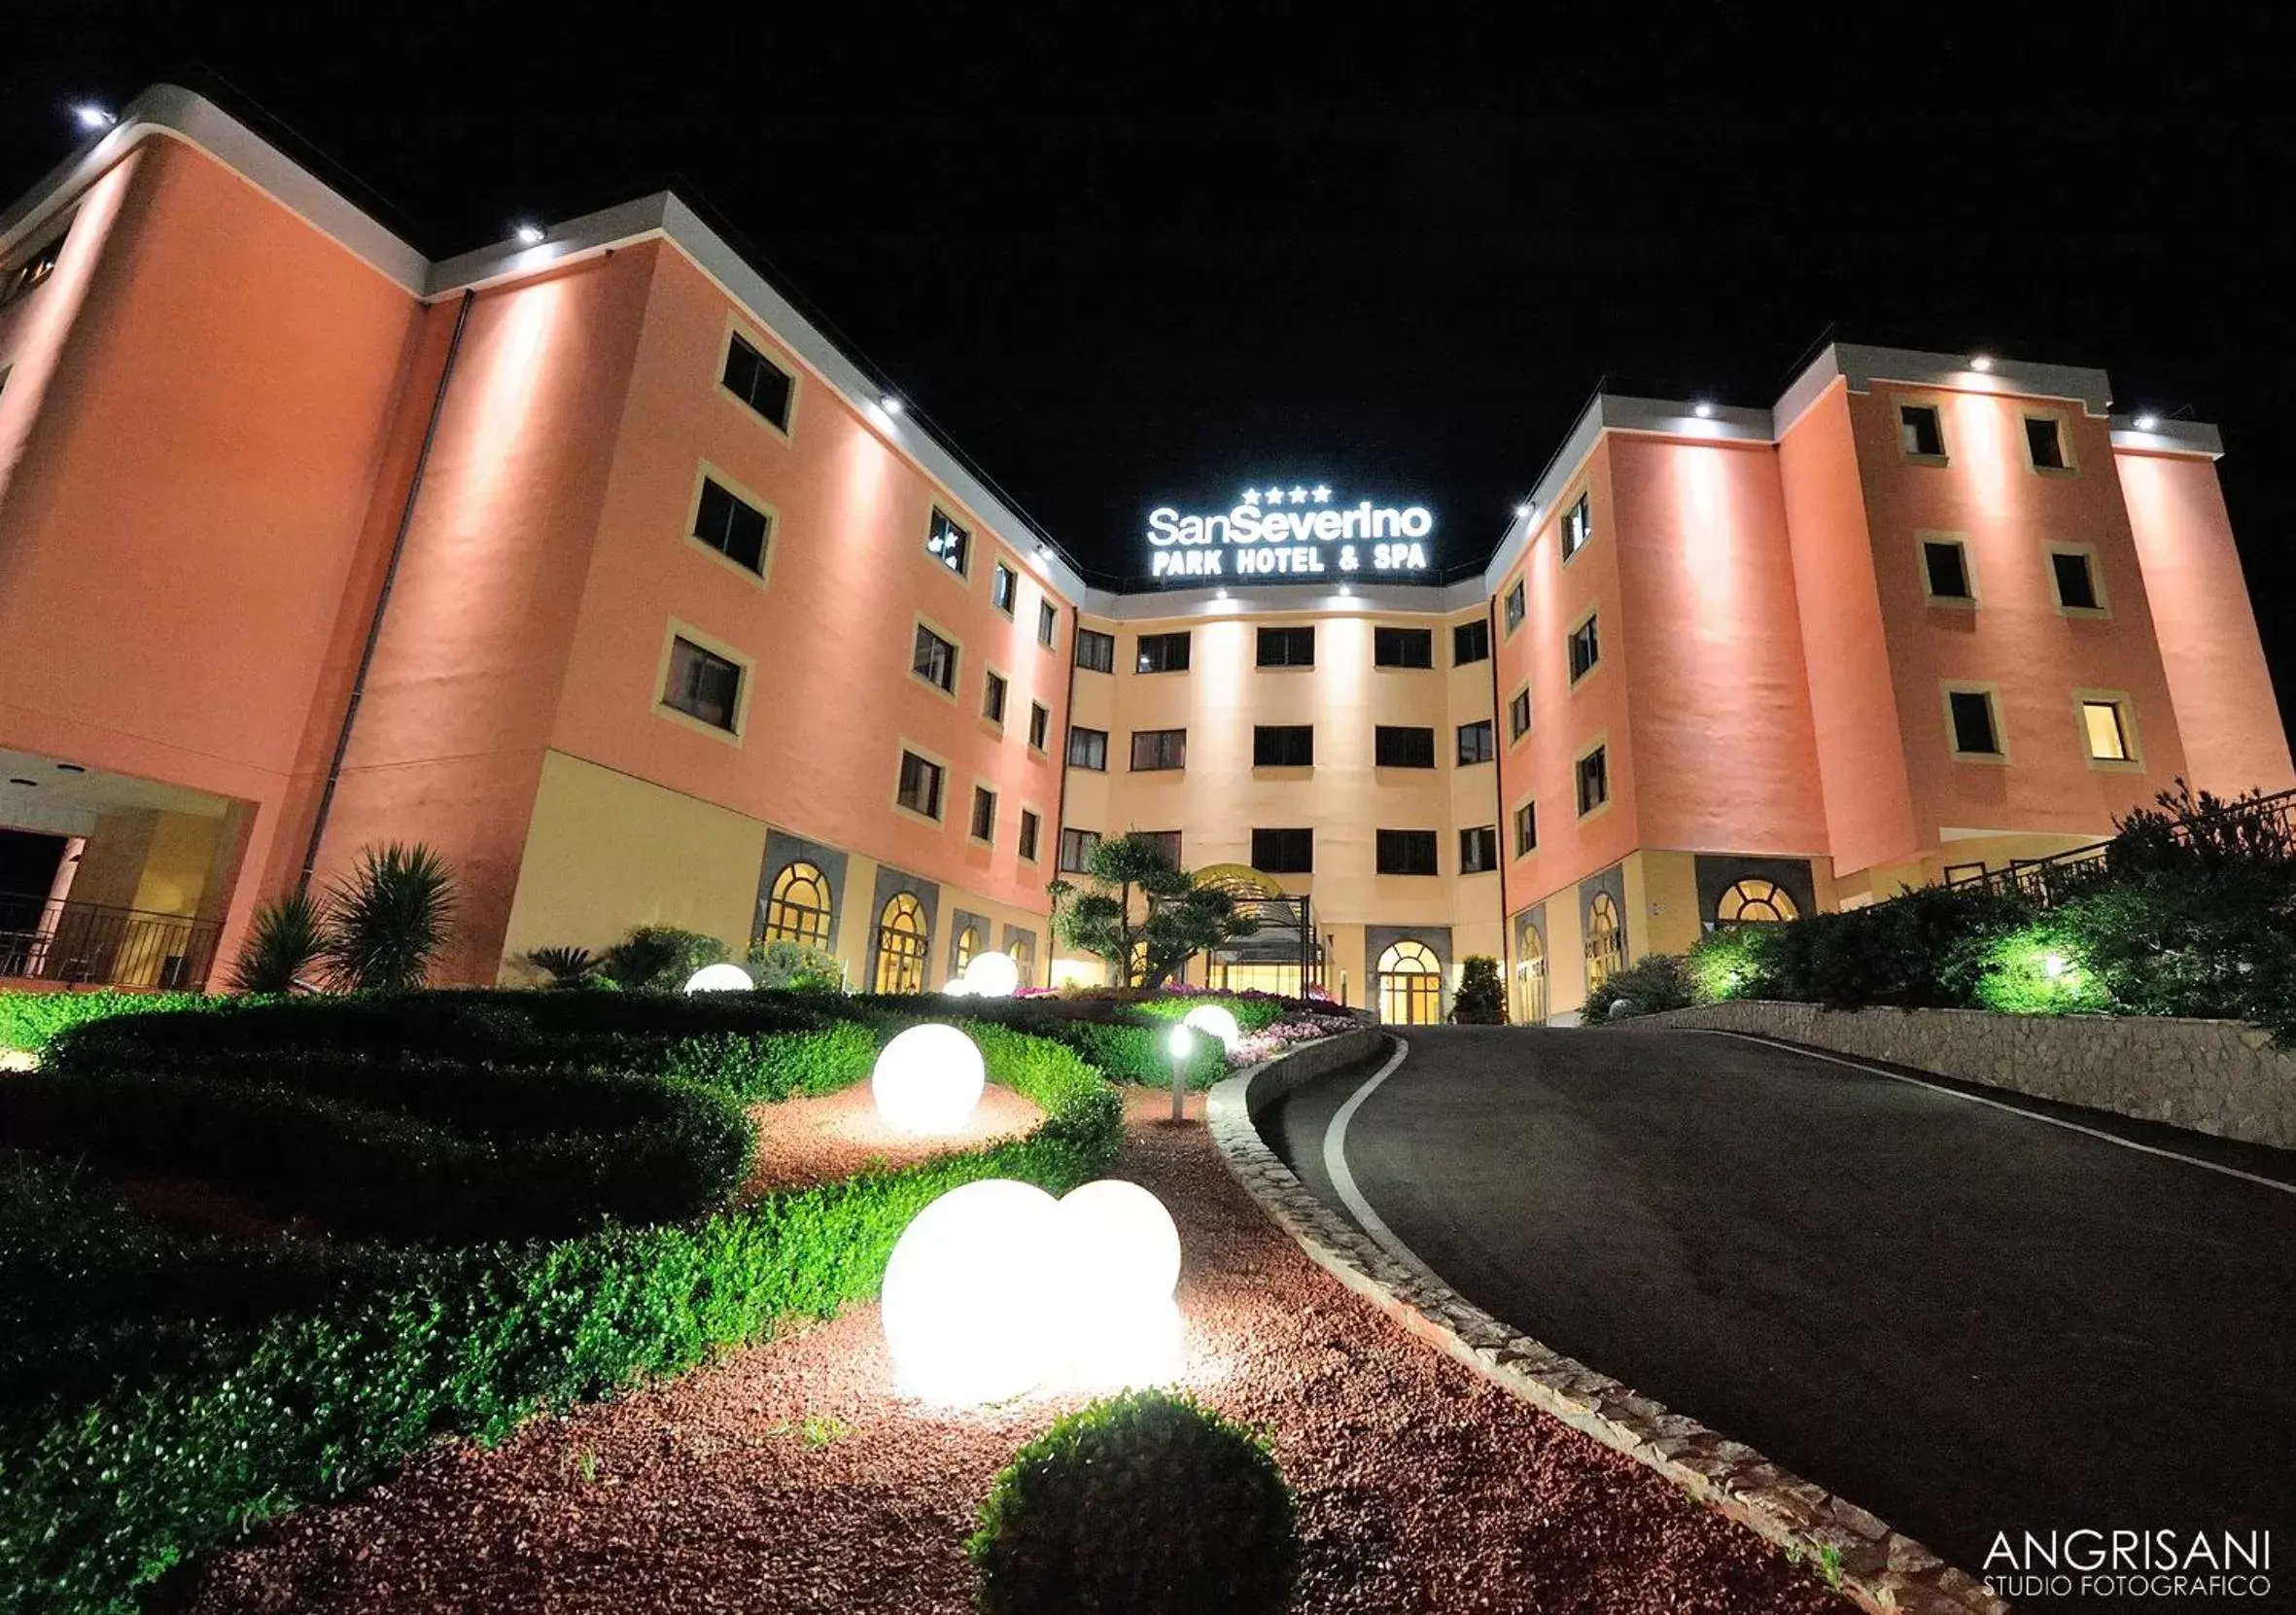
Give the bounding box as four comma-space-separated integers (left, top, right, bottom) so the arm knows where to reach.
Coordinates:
181, 1090, 1849, 1614
740, 1081, 1044, 1196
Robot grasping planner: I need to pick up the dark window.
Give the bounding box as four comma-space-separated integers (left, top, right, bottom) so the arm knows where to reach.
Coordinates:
982, 670, 1008, 723
1457, 720, 1495, 765
1028, 701, 1051, 750
1066, 726, 1108, 770
720, 334, 793, 431
1453, 618, 1491, 665
1509, 688, 1532, 740
1076, 627, 1116, 673
896, 751, 945, 819
1561, 492, 1592, 559
1575, 746, 1610, 815
912, 624, 957, 692
1568, 614, 1601, 683
1019, 809, 1042, 860
970, 786, 997, 842
1251, 827, 1314, 874
926, 509, 970, 576
1899, 404, 1945, 458
1459, 825, 1499, 874
662, 636, 743, 731
1924, 540, 1972, 601
0, 230, 67, 311
2026, 416, 2068, 471
1135, 631, 1191, 673
991, 561, 1017, 614
1131, 728, 1188, 771
1253, 724, 1315, 767
1374, 626, 1434, 668
1374, 726, 1437, 768
692, 477, 770, 574
1137, 830, 1183, 870
1513, 800, 1538, 857
1039, 598, 1060, 647
1376, 829, 1441, 876
1058, 827, 1100, 872
2051, 550, 2100, 611
1504, 579, 1526, 631
1257, 625, 1315, 667
1949, 690, 2000, 755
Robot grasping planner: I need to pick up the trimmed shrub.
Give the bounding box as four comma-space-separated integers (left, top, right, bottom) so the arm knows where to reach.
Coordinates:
1584, 953, 1697, 1023
1449, 956, 1506, 1024
744, 937, 844, 992
968, 1388, 1296, 1615
1052, 1020, 1228, 1089
0, 988, 216, 1055
602, 925, 729, 991
1119, 992, 1289, 1033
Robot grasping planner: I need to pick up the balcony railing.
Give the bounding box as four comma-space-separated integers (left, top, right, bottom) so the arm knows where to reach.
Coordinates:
1932, 785, 2296, 908
0, 893, 222, 990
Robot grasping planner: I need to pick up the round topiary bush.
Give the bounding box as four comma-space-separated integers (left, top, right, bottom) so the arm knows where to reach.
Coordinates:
968, 1388, 1296, 1615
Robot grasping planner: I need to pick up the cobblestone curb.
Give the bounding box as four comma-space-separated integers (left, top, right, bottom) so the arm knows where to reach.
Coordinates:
1207, 1035, 2007, 1615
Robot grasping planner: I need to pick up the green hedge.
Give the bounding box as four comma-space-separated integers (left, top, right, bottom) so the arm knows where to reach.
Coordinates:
0, 989, 216, 1054
1053, 1021, 1229, 1090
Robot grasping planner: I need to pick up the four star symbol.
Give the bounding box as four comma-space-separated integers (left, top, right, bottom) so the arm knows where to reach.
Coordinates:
1243, 483, 1339, 506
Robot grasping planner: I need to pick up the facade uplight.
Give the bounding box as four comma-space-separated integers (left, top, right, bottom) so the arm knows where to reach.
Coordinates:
1513, 503, 1531, 519
73, 103, 116, 130
512, 223, 545, 246
2135, 413, 2160, 432
1693, 401, 1716, 419
1970, 353, 1996, 372
881, 394, 904, 415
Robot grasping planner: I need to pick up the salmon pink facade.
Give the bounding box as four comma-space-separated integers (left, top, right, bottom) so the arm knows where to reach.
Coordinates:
1, 89, 2285, 1019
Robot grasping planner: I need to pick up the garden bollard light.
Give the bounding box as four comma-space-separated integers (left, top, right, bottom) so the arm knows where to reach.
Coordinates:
1165, 1023, 1193, 1122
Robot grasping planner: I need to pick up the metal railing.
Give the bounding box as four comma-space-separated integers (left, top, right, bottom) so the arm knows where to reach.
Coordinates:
0, 893, 222, 990
1931, 785, 2296, 908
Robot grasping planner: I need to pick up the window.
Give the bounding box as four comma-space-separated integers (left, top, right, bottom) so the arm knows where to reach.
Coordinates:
874, 893, 928, 994
1253, 724, 1315, 767
1375, 829, 1440, 876
1453, 618, 1491, 665
2050, 550, 2102, 613
0, 230, 66, 311
1561, 492, 1592, 559
1460, 825, 1499, 873
1717, 878, 1798, 923
1028, 701, 1050, 751
1251, 827, 1314, 874
720, 333, 793, 432
926, 509, 970, 577
991, 561, 1018, 614
1058, 827, 1100, 873
1923, 539, 1973, 603
1513, 800, 1538, 857
2025, 416, 2069, 472
692, 477, 770, 574
1374, 939, 1444, 1026
1947, 689, 2002, 757
1135, 631, 1191, 673
1077, 627, 1116, 673
970, 786, 997, 843
2081, 698, 2132, 762
982, 670, 1008, 724
1130, 728, 1187, 771
1504, 579, 1526, 633
1257, 625, 1315, 667
1039, 598, 1060, 647
1509, 687, 1532, 741
896, 750, 946, 819
912, 623, 958, 693
1586, 894, 1624, 990
1374, 626, 1434, 668
1066, 726, 1108, 770
1374, 726, 1436, 768
1019, 809, 1042, 861
953, 924, 980, 975
761, 860, 833, 946
1567, 613, 1600, 684
1010, 932, 1036, 983
1899, 403, 1945, 459
1575, 745, 1610, 815
1136, 830, 1182, 870
662, 636, 743, 731
1457, 720, 1495, 765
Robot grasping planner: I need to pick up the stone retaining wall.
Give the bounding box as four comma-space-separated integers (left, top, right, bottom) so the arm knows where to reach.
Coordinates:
1637, 1001, 2296, 1150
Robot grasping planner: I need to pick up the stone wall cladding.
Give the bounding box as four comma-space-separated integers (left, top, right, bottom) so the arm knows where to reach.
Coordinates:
1208, 1034, 2002, 1615
1639, 1001, 2296, 1151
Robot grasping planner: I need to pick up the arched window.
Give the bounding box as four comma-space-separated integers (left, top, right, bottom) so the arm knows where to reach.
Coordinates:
874, 893, 928, 994
1514, 922, 1548, 1025
1008, 932, 1035, 986
1716, 877, 1798, 924
1374, 939, 1444, 1026
1585, 892, 1624, 991
762, 860, 834, 947
953, 923, 980, 977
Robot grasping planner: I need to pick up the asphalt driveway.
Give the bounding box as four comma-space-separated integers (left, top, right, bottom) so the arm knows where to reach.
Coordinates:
1261, 1026, 2296, 1587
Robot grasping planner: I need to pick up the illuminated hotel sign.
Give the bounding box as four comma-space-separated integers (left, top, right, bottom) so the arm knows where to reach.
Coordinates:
1145, 483, 1435, 581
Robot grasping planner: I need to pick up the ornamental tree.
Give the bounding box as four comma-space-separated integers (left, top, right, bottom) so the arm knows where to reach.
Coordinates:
1048, 833, 1257, 988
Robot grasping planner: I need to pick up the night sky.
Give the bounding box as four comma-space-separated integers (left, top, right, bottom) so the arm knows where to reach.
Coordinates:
7, 16, 2294, 724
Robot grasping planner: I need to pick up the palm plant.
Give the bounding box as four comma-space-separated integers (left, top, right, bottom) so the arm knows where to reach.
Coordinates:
525, 944, 604, 989
228, 891, 330, 993
323, 842, 458, 993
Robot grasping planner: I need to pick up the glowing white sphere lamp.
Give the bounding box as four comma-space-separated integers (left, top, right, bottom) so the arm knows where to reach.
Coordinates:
1180, 1003, 1241, 1051
964, 949, 1022, 998
942, 976, 979, 998
872, 1023, 986, 1136
881, 1178, 1064, 1403
684, 962, 752, 993
1053, 1179, 1185, 1390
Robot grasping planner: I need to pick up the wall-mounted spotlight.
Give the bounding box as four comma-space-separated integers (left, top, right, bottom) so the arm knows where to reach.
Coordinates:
2134, 412, 2160, 432
512, 223, 545, 247
881, 395, 904, 416
72, 103, 116, 130
1693, 401, 1716, 419
1512, 503, 1532, 519
1969, 353, 1996, 372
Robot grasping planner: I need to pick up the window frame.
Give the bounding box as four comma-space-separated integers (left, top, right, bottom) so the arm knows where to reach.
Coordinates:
1508, 685, 1533, 744
1133, 630, 1193, 674
716, 322, 798, 439
2021, 407, 2079, 477
1374, 725, 1438, 769
1252, 724, 1315, 769
1039, 597, 1060, 648
2073, 688, 2142, 771
1136, 830, 1183, 871
1027, 700, 1051, 754
991, 559, 1019, 615
1566, 606, 1601, 686
981, 666, 1009, 729
1559, 489, 1594, 563
1250, 826, 1314, 875
925, 507, 972, 579
1018, 806, 1044, 862
684, 464, 776, 585
654, 620, 753, 742
1453, 616, 1491, 666
1574, 737, 1613, 820
760, 860, 835, 947
1374, 828, 1442, 877
1373, 625, 1435, 669
892, 743, 951, 823
2046, 544, 2109, 616
968, 783, 998, 846
1459, 825, 1500, 874
1896, 398, 1950, 465
1065, 725, 1109, 771
1503, 578, 1526, 636
1129, 727, 1188, 772
1919, 532, 1978, 609
1256, 624, 1316, 668
1456, 719, 1495, 766
1057, 826, 1101, 874
911, 617, 961, 698
1076, 626, 1116, 674
1941, 682, 2009, 764
1512, 796, 1539, 859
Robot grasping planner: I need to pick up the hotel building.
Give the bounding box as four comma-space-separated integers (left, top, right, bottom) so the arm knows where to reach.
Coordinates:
2, 88, 2287, 1022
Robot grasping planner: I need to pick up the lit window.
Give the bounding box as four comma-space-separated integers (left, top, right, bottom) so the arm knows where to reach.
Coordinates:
1253, 724, 1314, 767
1038, 598, 1060, 647
874, 893, 928, 994
1575, 745, 1610, 815
1375, 829, 1440, 876
1066, 726, 1108, 770
2051, 550, 2102, 612
1923, 539, 1972, 603
1130, 728, 1187, 771
1948, 689, 2001, 756
1453, 617, 1490, 665
1058, 827, 1100, 873
1251, 827, 1313, 874
662, 636, 743, 731
1459, 825, 1499, 873
1513, 800, 1538, 857
1560, 492, 1592, 559
1374, 726, 1436, 768
692, 478, 770, 574
1509, 687, 1532, 741
2025, 416, 2069, 471
1504, 579, 1526, 633
1568, 613, 1600, 684
1899, 404, 1945, 459
1374, 626, 1433, 668
1374, 939, 1444, 1025
970, 786, 997, 843
982, 670, 1008, 724
926, 509, 970, 576
1717, 878, 1798, 923
1135, 631, 1191, 673
895, 751, 945, 819
1077, 627, 1115, 673
1019, 809, 1041, 861
720, 334, 793, 432
2082, 699, 2132, 761
1457, 720, 1495, 765
991, 561, 1018, 614
912, 624, 958, 693
1257, 625, 1315, 667
1585, 893, 1623, 989
954, 924, 980, 975
1028, 701, 1050, 751
761, 860, 833, 946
